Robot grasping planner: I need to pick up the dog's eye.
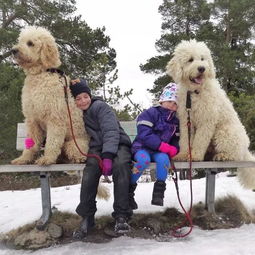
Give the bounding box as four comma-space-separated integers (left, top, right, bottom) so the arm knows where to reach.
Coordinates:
201, 57, 204, 61
27, 41, 34, 47
188, 58, 193, 62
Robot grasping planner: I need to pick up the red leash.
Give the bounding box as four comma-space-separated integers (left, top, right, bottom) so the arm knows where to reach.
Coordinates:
170, 91, 194, 238
62, 76, 103, 170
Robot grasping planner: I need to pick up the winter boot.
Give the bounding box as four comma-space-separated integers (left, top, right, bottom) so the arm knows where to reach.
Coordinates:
114, 216, 130, 234
151, 180, 166, 206
129, 183, 138, 210
73, 215, 95, 240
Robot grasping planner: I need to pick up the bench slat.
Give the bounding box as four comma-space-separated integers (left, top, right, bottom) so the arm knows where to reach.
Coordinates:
1, 161, 255, 173
16, 122, 138, 150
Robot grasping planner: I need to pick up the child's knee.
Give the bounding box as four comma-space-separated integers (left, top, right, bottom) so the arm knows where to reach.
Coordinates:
135, 160, 150, 170
155, 153, 170, 165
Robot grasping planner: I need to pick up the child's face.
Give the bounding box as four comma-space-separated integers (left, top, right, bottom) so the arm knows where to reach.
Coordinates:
75, 92, 91, 110
161, 101, 178, 111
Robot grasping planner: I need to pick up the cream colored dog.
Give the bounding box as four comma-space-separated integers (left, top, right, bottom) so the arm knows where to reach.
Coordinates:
166, 39, 255, 189
11, 26, 109, 199
11, 26, 88, 166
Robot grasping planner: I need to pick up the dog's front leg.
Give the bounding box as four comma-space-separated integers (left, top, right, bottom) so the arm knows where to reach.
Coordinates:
11, 120, 43, 165
173, 120, 193, 161
191, 125, 215, 161
35, 123, 66, 165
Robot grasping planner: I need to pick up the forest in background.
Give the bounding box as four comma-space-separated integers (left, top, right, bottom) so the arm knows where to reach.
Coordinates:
0, 0, 254, 163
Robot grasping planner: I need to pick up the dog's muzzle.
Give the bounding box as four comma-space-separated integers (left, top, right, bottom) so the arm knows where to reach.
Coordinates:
198, 66, 205, 73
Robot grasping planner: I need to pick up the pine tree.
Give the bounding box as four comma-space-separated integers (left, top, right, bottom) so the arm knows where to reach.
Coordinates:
0, 0, 137, 162
209, 0, 255, 93
140, 0, 212, 96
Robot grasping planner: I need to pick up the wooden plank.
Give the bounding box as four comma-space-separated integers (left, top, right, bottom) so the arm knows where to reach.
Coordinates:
120, 120, 137, 142
16, 138, 25, 151
0, 164, 85, 173
174, 161, 255, 169
1, 161, 255, 173
16, 123, 26, 151
17, 123, 26, 137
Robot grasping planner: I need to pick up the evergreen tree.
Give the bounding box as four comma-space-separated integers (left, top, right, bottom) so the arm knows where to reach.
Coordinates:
0, 0, 117, 89
209, 0, 255, 93
229, 93, 255, 151
140, 0, 212, 96
0, 0, 138, 163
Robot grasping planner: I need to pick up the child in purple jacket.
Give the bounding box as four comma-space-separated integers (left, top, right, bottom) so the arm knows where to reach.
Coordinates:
129, 83, 179, 209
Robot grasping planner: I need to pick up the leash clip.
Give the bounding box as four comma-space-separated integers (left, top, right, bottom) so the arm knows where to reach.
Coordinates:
186, 91, 192, 112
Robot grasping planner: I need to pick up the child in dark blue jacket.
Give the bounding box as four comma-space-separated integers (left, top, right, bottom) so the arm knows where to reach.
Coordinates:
129, 83, 179, 208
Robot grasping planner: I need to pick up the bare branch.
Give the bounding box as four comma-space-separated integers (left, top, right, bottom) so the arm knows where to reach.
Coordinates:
1, 0, 28, 28
2, 13, 18, 28
126, 95, 143, 113
0, 50, 12, 63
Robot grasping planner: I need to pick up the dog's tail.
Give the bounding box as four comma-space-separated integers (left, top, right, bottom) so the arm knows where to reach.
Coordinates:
237, 151, 255, 189
97, 184, 110, 200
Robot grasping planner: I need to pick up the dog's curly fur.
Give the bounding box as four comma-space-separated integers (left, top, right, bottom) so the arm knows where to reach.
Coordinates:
11, 26, 89, 166
166, 39, 255, 189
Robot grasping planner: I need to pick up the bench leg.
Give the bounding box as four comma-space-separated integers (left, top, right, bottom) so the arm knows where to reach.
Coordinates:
205, 168, 217, 214
36, 172, 52, 230
179, 170, 186, 180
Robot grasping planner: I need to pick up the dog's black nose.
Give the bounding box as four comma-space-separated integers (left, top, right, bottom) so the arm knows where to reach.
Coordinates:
11, 48, 19, 55
198, 66, 205, 73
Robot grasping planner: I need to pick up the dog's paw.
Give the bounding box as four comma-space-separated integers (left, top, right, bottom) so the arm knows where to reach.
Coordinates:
173, 153, 189, 161
213, 153, 231, 161
35, 156, 56, 165
71, 157, 86, 163
11, 157, 31, 165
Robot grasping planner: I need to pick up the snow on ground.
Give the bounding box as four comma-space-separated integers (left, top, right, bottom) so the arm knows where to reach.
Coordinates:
0, 172, 255, 255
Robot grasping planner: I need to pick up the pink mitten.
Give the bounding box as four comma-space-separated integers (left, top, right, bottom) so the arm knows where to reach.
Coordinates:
102, 158, 113, 176
25, 138, 35, 149
158, 142, 172, 153
167, 145, 178, 158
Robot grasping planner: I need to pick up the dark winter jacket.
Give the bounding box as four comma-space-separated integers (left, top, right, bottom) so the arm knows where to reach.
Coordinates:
131, 106, 180, 155
83, 97, 131, 159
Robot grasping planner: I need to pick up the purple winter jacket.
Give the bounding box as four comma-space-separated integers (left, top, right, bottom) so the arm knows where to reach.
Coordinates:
131, 106, 180, 155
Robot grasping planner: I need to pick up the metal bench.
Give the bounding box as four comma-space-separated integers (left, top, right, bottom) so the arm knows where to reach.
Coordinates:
0, 123, 255, 230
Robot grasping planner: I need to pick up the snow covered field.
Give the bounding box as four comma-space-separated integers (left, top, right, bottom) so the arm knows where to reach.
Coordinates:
1, 172, 255, 255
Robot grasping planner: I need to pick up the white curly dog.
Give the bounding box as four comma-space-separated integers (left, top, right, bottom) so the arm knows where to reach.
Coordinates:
166, 39, 255, 189
11, 26, 89, 166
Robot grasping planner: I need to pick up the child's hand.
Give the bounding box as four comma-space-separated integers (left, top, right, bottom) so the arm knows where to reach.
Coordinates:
159, 142, 172, 153
25, 138, 35, 149
167, 145, 178, 158
159, 142, 178, 157
102, 158, 113, 176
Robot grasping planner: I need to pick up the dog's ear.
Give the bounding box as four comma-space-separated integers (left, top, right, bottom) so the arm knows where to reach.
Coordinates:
207, 54, 216, 79
201, 42, 216, 79
40, 40, 61, 68
166, 56, 182, 83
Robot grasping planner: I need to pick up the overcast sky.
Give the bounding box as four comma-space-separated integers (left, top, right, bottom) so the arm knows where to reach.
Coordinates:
76, 0, 163, 108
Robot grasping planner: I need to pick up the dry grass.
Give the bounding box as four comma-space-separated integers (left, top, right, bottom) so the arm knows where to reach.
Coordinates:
1, 195, 254, 250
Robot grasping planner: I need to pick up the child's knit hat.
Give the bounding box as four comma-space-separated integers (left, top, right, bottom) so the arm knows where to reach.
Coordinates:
70, 78, 91, 98
159, 82, 178, 103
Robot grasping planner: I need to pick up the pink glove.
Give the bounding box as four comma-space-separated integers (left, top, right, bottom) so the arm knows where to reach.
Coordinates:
167, 145, 178, 158
102, 158, 113, 176
159, 142, 178, 157
25, 138, 35, 149
158, 142, 172, 153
